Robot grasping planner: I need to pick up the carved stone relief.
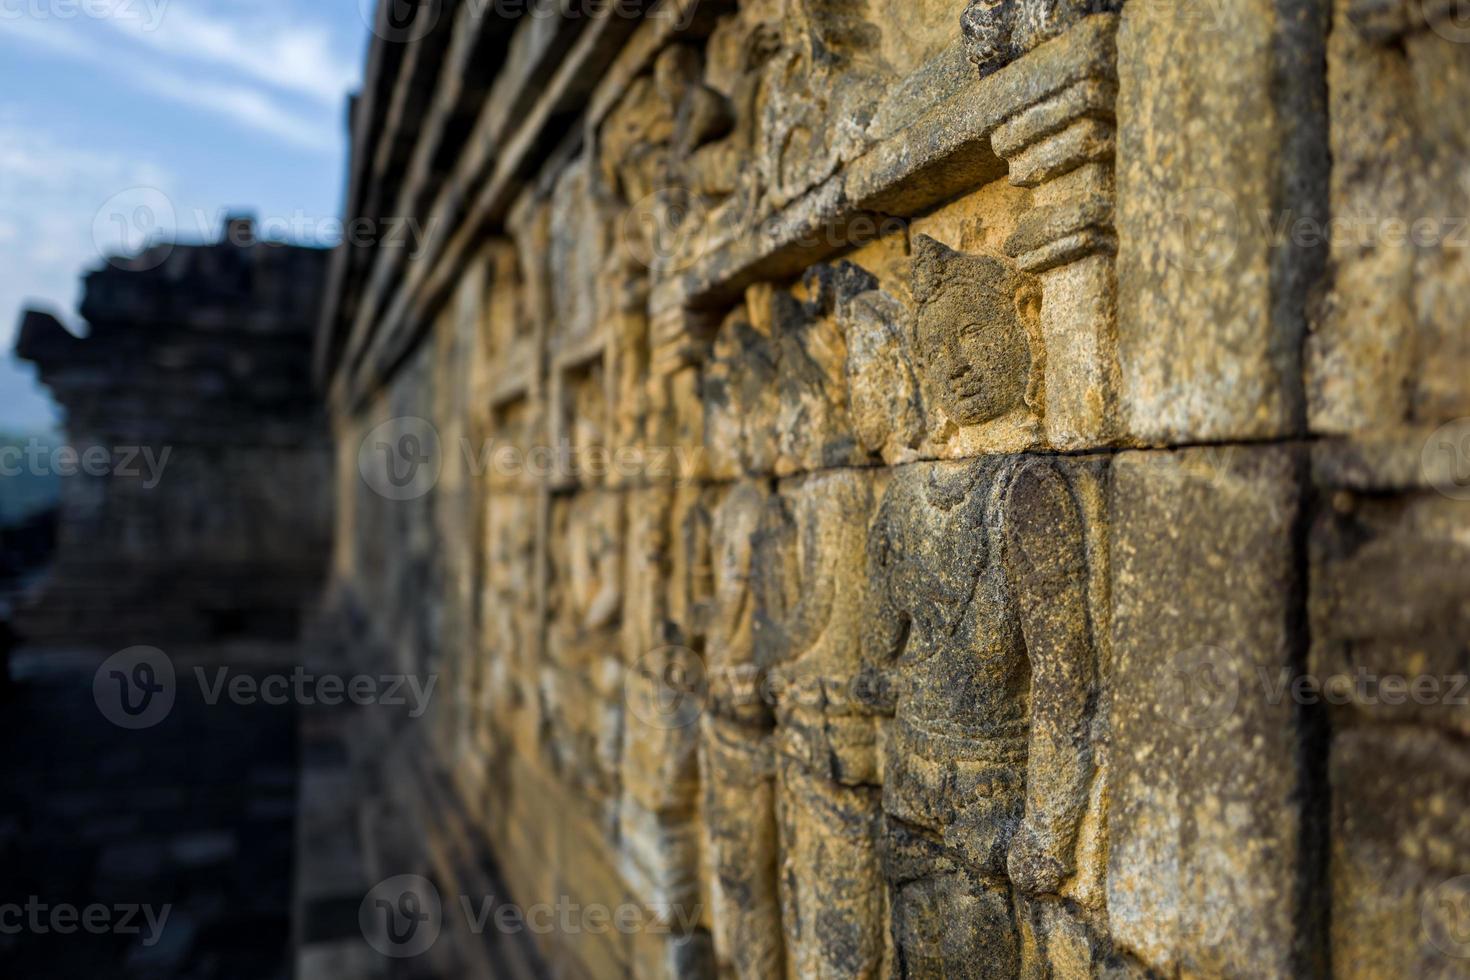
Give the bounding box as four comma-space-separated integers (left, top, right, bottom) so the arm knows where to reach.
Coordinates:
315, 0, 1459, 976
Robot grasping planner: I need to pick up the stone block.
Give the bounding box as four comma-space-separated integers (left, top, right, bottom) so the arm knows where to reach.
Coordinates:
1115, 0, 1328, 443
1331, 726, 1470, 979
1108, 445, 1307, 976
1308, 0, 1470, 434
777, 757, 886, 978
1310, 455, 1470, 735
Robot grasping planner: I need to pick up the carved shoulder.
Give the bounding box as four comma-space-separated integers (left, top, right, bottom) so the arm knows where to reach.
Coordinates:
999, 458, 1088, 598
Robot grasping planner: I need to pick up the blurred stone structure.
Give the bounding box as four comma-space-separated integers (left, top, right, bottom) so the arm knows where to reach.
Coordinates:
13, 217, 332, 644
315, 1, 1470, 977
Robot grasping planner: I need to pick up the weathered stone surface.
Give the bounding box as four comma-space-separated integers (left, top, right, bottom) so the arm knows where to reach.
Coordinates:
1330, 726, 1470, 980
1311, 469, 1470, 736
699, 715, 782, 979
1308, 0, 1470, 434
312, 3, 1466, 978
1115, 0, 1329, 444
964, 0, 1124, 77
1311, 435, 1470, 978
777, 757, 886, 978
1109, 446, 1307, 977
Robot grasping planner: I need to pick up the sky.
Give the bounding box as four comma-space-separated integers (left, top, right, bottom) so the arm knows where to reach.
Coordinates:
0, 0, 371, 434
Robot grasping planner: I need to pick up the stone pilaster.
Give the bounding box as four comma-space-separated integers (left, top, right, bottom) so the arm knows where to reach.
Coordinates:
994, 27, 1120, 448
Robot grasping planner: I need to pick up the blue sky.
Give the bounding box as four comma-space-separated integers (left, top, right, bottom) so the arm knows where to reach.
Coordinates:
0, 0, 370, 433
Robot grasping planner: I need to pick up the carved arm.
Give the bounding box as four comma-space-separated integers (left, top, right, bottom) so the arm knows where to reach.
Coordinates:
1001, 459, 1097, 895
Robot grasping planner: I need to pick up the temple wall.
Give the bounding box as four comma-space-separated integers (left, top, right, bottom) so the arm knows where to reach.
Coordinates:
318, 2, 1470, 976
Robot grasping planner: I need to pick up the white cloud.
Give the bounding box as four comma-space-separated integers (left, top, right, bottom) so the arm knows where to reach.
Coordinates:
0, 13, 341, 152
0, 1, 362, 433
129, 62, 326, 151
102, 3, 358, 108
0, 119, 176, 344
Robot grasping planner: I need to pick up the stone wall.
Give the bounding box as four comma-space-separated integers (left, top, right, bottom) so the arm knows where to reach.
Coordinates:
15, 219, 332, 643
318, 1, 1470, 977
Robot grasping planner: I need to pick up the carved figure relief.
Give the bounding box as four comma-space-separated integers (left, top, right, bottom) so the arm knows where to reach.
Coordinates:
756, 470, 879, 785
703, 303, 780, 478
858, 456, 1098, 971
769, 268, 867, 475
700, 482, 783, 978
835, 264, 926, 462
758, 0, 889, 210
545, 492, 625, 809
343, 3, 1135, 974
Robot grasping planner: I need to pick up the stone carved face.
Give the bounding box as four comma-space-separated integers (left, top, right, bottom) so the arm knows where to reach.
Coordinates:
911, 235, 1040, 428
